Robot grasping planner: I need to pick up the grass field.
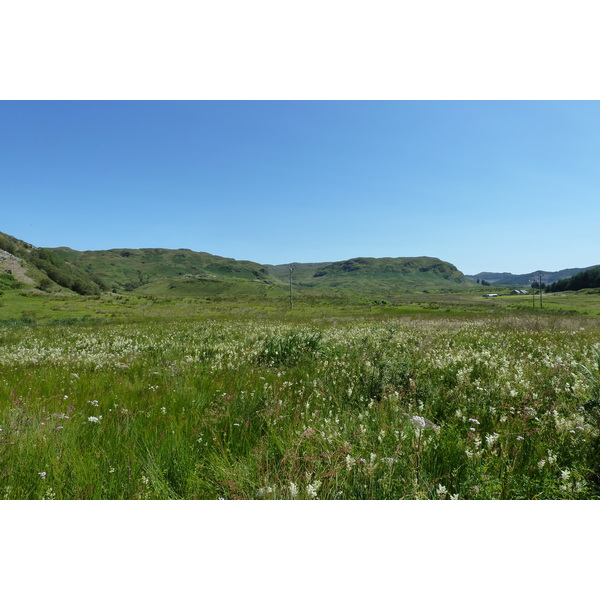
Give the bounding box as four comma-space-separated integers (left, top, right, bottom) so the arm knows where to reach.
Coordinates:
1, 289, 600, 499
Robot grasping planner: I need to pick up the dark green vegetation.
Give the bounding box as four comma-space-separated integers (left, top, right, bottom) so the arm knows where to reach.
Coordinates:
547, 265, 600, 293
467, 265, 599, 286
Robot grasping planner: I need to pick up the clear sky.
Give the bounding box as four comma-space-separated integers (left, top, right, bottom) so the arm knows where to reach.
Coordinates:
1, 100, 599, 275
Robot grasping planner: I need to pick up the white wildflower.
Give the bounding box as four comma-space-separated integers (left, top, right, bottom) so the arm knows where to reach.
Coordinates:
256, 486, 273, 498
410, 415, 427, 430
306, 480, 321, 499
289, 482, 298, 499
485, 432, 499, 448
87, 416, 102, 423
436, 484, 448, 498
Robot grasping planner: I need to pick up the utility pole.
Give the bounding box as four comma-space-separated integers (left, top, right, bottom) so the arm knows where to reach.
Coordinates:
539, 273, 543, 309
289, 267, 293, 310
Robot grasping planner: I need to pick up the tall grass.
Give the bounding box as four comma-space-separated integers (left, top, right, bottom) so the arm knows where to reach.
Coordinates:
1, 315, 600, 499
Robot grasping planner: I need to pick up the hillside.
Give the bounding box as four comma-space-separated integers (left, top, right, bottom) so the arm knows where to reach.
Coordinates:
467, 266, 599, 286
547, 265, 600, 292
1, 231, 475, 299
269, 256, 468, 294
0, 232, 104, 294
49, 247, 278, 293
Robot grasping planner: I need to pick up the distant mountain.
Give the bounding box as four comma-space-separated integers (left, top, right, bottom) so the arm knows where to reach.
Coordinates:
466, 266, 599, 287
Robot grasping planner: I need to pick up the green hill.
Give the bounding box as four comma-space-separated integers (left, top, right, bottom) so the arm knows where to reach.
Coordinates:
49, 247, 277, 293
269, 256, 467, 293
1, 231, 473, 299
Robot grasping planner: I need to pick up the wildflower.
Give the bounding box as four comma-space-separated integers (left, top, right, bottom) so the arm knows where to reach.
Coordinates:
436, 484, 448, 498
289, 482, 298, 499
160, 407, 166, 414
560, 469, 571, 481
469, 418, 480, 425
87, 416, 102, 423
38, 472, 46, 479
485, 432, 499, 448
345, 455, 356, 470
516, 435, 524, 441
306, 480, 321, 499
256, 486, 273, 498
410, 415, 427, 430
450, 494, 459, 500
537, 459, 546, 469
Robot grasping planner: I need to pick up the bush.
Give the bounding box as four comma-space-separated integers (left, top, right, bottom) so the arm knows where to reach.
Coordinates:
257, 331, 324, 367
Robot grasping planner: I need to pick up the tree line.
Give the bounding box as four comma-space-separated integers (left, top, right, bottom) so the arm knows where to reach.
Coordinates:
546, 266, 600, 292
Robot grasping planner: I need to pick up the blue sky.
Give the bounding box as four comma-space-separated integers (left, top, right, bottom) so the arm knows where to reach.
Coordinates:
1, 100, 599, 274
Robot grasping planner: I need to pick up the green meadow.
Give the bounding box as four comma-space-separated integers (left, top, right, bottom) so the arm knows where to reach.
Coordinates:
1, 289, 600, 499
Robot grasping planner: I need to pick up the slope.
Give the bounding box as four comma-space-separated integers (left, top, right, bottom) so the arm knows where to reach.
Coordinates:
49, 247, 279, 293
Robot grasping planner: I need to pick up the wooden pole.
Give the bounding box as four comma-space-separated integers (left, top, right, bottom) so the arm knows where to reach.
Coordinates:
289, 267, 293, 310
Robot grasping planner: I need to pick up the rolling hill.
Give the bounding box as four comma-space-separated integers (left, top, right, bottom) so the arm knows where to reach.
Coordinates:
269, 256, 468, 294
0, 230, 529, 299
49, 246, 278, 294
